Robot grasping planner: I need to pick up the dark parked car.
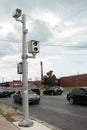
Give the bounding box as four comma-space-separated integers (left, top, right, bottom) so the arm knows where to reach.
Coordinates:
2, 87, 15, 95
0, 87, 11, 97
29, 85, 40, 95
43, 86, 64, 95
67, 87, 87, 105
13, 89, 40, 104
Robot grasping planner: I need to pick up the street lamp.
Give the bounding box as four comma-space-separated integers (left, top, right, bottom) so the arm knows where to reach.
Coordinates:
12, 8, 33, 127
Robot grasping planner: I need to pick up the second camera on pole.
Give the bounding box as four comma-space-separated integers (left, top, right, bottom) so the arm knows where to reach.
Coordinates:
28, 40, 40, 55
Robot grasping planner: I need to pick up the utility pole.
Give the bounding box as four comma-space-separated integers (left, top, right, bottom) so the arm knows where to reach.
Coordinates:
12, 9, 33, 127
12, 8, 40, 127
19, 14, 33, 127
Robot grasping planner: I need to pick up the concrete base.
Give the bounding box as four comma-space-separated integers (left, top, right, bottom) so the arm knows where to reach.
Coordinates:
18, 119, 33, 127
13, 120, 53, 130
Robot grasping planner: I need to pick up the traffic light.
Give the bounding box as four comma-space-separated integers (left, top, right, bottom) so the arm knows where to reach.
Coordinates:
28, 40, 40, 54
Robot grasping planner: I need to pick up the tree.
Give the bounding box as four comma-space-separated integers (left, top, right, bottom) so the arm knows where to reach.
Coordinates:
43, 70, 57, 87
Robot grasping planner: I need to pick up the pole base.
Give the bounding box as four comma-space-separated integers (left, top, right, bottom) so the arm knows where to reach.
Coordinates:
18, 119, 33, 127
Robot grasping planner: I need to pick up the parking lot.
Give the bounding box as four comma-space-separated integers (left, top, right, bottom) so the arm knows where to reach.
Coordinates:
0, 93, 87, 130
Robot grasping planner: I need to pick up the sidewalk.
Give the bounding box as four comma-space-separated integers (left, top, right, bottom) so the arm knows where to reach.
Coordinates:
0, 114, 62, 130
13, 119, 60, 130
0, 103, 62, 130
0, 114, 18, 130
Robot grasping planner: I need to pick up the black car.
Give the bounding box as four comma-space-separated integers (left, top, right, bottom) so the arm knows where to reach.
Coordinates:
13, 89, 40, 104
67, 87, 87, 105
0, 87, 11, 97
43, 86, 64, 95
2, 87, 15, 95
29, 85, 40, 95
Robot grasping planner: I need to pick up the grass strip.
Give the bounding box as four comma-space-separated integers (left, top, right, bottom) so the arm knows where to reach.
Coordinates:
0, 108, 15, 122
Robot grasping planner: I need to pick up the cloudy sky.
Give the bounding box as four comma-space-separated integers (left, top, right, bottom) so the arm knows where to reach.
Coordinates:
0, 0, 87, 82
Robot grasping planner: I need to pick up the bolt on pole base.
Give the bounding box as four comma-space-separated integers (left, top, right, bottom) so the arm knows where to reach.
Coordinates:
18, 119, 33, 127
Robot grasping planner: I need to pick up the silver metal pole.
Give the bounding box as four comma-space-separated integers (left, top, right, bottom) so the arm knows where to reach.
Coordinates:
18, 14, 33, 127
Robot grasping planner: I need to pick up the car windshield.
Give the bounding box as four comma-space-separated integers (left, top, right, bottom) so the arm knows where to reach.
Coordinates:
28, 89, 34, 94
0, 87, 2, 90
81, 87, 87, 91
0, 87, 4, 91
48, 86, 61, 90
29, 85, 38, 89
0, 88, 3, 92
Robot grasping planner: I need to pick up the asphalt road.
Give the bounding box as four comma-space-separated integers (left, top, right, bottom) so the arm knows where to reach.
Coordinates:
0, 93, 87, 130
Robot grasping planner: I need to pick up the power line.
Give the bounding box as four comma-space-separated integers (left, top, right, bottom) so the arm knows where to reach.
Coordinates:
0, 38, 87, 49
0, 39, 21, 43
41, 44, 87, 48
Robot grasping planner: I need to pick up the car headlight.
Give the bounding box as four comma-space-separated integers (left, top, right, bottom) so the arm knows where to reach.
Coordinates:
36, 95, 40, 98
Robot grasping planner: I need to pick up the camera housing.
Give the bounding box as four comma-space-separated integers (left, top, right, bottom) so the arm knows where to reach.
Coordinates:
28, 40, 40, 54
12, 8, 22, 18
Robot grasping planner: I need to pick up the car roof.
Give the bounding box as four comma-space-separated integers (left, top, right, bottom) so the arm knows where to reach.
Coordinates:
79, 87, 87, 90
29, 85, 39, 89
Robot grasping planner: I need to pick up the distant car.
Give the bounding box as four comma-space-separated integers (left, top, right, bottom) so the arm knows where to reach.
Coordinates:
29, 85, 40, 95
2, 87, 15, 95
67, 87, 87, 105
0, 87, 11, 97
13, 89, 40, 104
43, 86, 64, 95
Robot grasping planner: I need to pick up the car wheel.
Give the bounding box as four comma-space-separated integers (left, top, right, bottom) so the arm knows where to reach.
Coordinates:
43, 92, 46, 95
8, 94, 11, 98
51, 92, 54, 95
69, 97, 75, 105
36, 101, 40, 104
58, 92, 62, 95
13, 99, 16, 103
20, 98, 23, 104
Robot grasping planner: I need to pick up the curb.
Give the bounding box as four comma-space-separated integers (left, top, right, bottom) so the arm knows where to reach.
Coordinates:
0, 103, 62, 130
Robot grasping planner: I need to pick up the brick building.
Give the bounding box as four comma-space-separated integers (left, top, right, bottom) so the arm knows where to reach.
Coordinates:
59, 73, 87, 87
0, 80, 42, 88
1, 74, 87, 88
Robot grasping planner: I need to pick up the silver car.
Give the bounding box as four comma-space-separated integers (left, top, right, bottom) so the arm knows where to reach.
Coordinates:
13, 89, 40, 104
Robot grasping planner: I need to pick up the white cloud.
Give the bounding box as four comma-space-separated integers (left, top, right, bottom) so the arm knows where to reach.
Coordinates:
31, 10, 59, 27
0, 0, 87, 81
0, 23, 14, 37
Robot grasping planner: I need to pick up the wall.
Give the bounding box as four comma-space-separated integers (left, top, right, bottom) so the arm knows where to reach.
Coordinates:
59, 74, 87, 87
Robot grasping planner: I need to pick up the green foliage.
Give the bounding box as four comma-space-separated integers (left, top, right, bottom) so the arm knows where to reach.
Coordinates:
43, 70, 57, 87
64, 87, 77, 92
40, 85, 48, 91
